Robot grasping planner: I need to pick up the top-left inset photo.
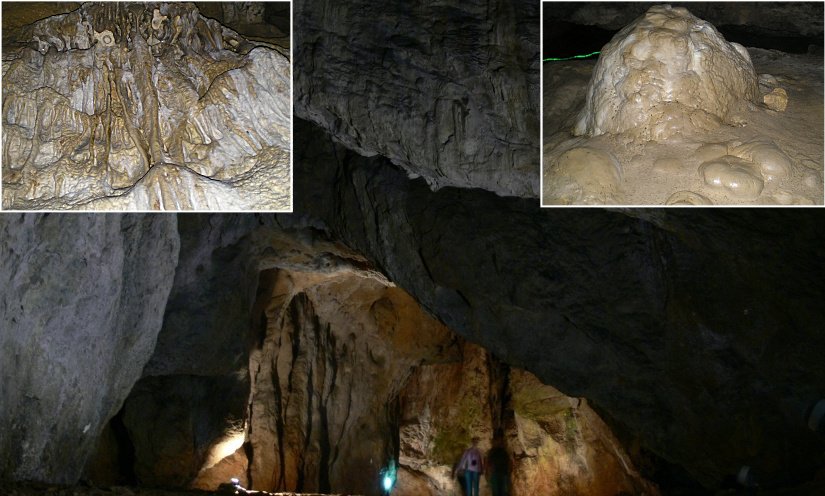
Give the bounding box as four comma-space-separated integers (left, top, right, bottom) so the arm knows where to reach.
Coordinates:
1, 2, 292, 211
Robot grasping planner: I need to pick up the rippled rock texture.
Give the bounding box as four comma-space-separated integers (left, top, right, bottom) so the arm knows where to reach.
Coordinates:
294, 0, 539, 197
2, 2, 291, 210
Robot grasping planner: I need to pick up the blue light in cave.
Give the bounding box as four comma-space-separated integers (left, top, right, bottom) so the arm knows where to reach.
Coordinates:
381, 459, 397, 494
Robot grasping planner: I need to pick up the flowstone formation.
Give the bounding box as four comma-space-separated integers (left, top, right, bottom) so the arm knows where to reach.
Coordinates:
543, 4, 823, 205
573, 4, 759, 139
2, 2, 291, 210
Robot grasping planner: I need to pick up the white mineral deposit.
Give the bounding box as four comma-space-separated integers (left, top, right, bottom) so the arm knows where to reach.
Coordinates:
1, 2, 291, 211
542, 4, 824, 206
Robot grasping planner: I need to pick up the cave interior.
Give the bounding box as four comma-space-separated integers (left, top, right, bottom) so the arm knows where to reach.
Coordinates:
0, 1, 824, 496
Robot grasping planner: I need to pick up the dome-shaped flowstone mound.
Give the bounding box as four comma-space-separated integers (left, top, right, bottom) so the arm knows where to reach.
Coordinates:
573, 4, 760, 140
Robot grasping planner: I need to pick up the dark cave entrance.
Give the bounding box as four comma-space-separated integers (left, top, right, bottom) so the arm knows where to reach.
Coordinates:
83, 406, 137, 487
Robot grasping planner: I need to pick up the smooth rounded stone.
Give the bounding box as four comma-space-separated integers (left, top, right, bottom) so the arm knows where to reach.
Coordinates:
651, 157, 683, 174
545, 147, 622, 204
692, 143, 729, 163
698, 155, 764, 199
666, 190, 714, 205
758, 73, 780, 87
730, 140, 793, 181
763, 87, 788, 112
574, 5, 759, 140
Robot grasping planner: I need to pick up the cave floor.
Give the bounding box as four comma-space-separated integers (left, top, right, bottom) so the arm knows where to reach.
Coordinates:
1, 482, 356, 496
542, 47, 824, 205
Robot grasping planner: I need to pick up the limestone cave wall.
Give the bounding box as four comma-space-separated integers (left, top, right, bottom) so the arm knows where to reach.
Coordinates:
78, 223, 656, 495
2, 202, 825, 493
289, 118, 825, 491
0, 214, 179, 483
1, 0, 825, 492
294, 0, 539, 198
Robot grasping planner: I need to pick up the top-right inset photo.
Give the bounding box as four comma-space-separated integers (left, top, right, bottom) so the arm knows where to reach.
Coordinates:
541, 2, 824, 206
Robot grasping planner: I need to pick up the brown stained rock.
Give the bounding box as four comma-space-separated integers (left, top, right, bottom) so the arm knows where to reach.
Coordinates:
507, 370, 659, 496
395, 343, 657, 496
763, 87, 789, 112
246, 269, 456, 494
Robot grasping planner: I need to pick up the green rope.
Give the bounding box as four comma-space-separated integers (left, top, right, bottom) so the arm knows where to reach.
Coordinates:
542, 51, 601, 62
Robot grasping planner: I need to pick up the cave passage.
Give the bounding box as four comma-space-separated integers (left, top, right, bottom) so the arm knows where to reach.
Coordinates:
78, 261, 658, 496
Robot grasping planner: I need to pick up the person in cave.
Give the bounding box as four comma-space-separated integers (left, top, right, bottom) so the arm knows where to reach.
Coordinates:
454, 436, 485, 496
486, 431, 510, 496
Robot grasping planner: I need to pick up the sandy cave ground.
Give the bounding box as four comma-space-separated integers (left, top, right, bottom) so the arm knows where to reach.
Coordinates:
542, 46, 824, 206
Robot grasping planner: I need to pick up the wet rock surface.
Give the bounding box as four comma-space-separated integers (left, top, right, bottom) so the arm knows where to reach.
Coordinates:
1, 2, 291, 210
572, 5, 759, 139
294, 0, 539, 198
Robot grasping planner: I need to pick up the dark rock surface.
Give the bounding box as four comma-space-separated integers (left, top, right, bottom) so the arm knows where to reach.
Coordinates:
289, 118, 825, 490
545, 2, 825, 39
1, 184, 824, 492
0, 214, 179, 483
294, 0, 539, 198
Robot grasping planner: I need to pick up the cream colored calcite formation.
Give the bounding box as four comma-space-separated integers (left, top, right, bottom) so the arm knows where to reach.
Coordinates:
544, 5, 823, 205
573, 4, 759, 140
2, 2, 291, 210
544, 146, 622, 204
